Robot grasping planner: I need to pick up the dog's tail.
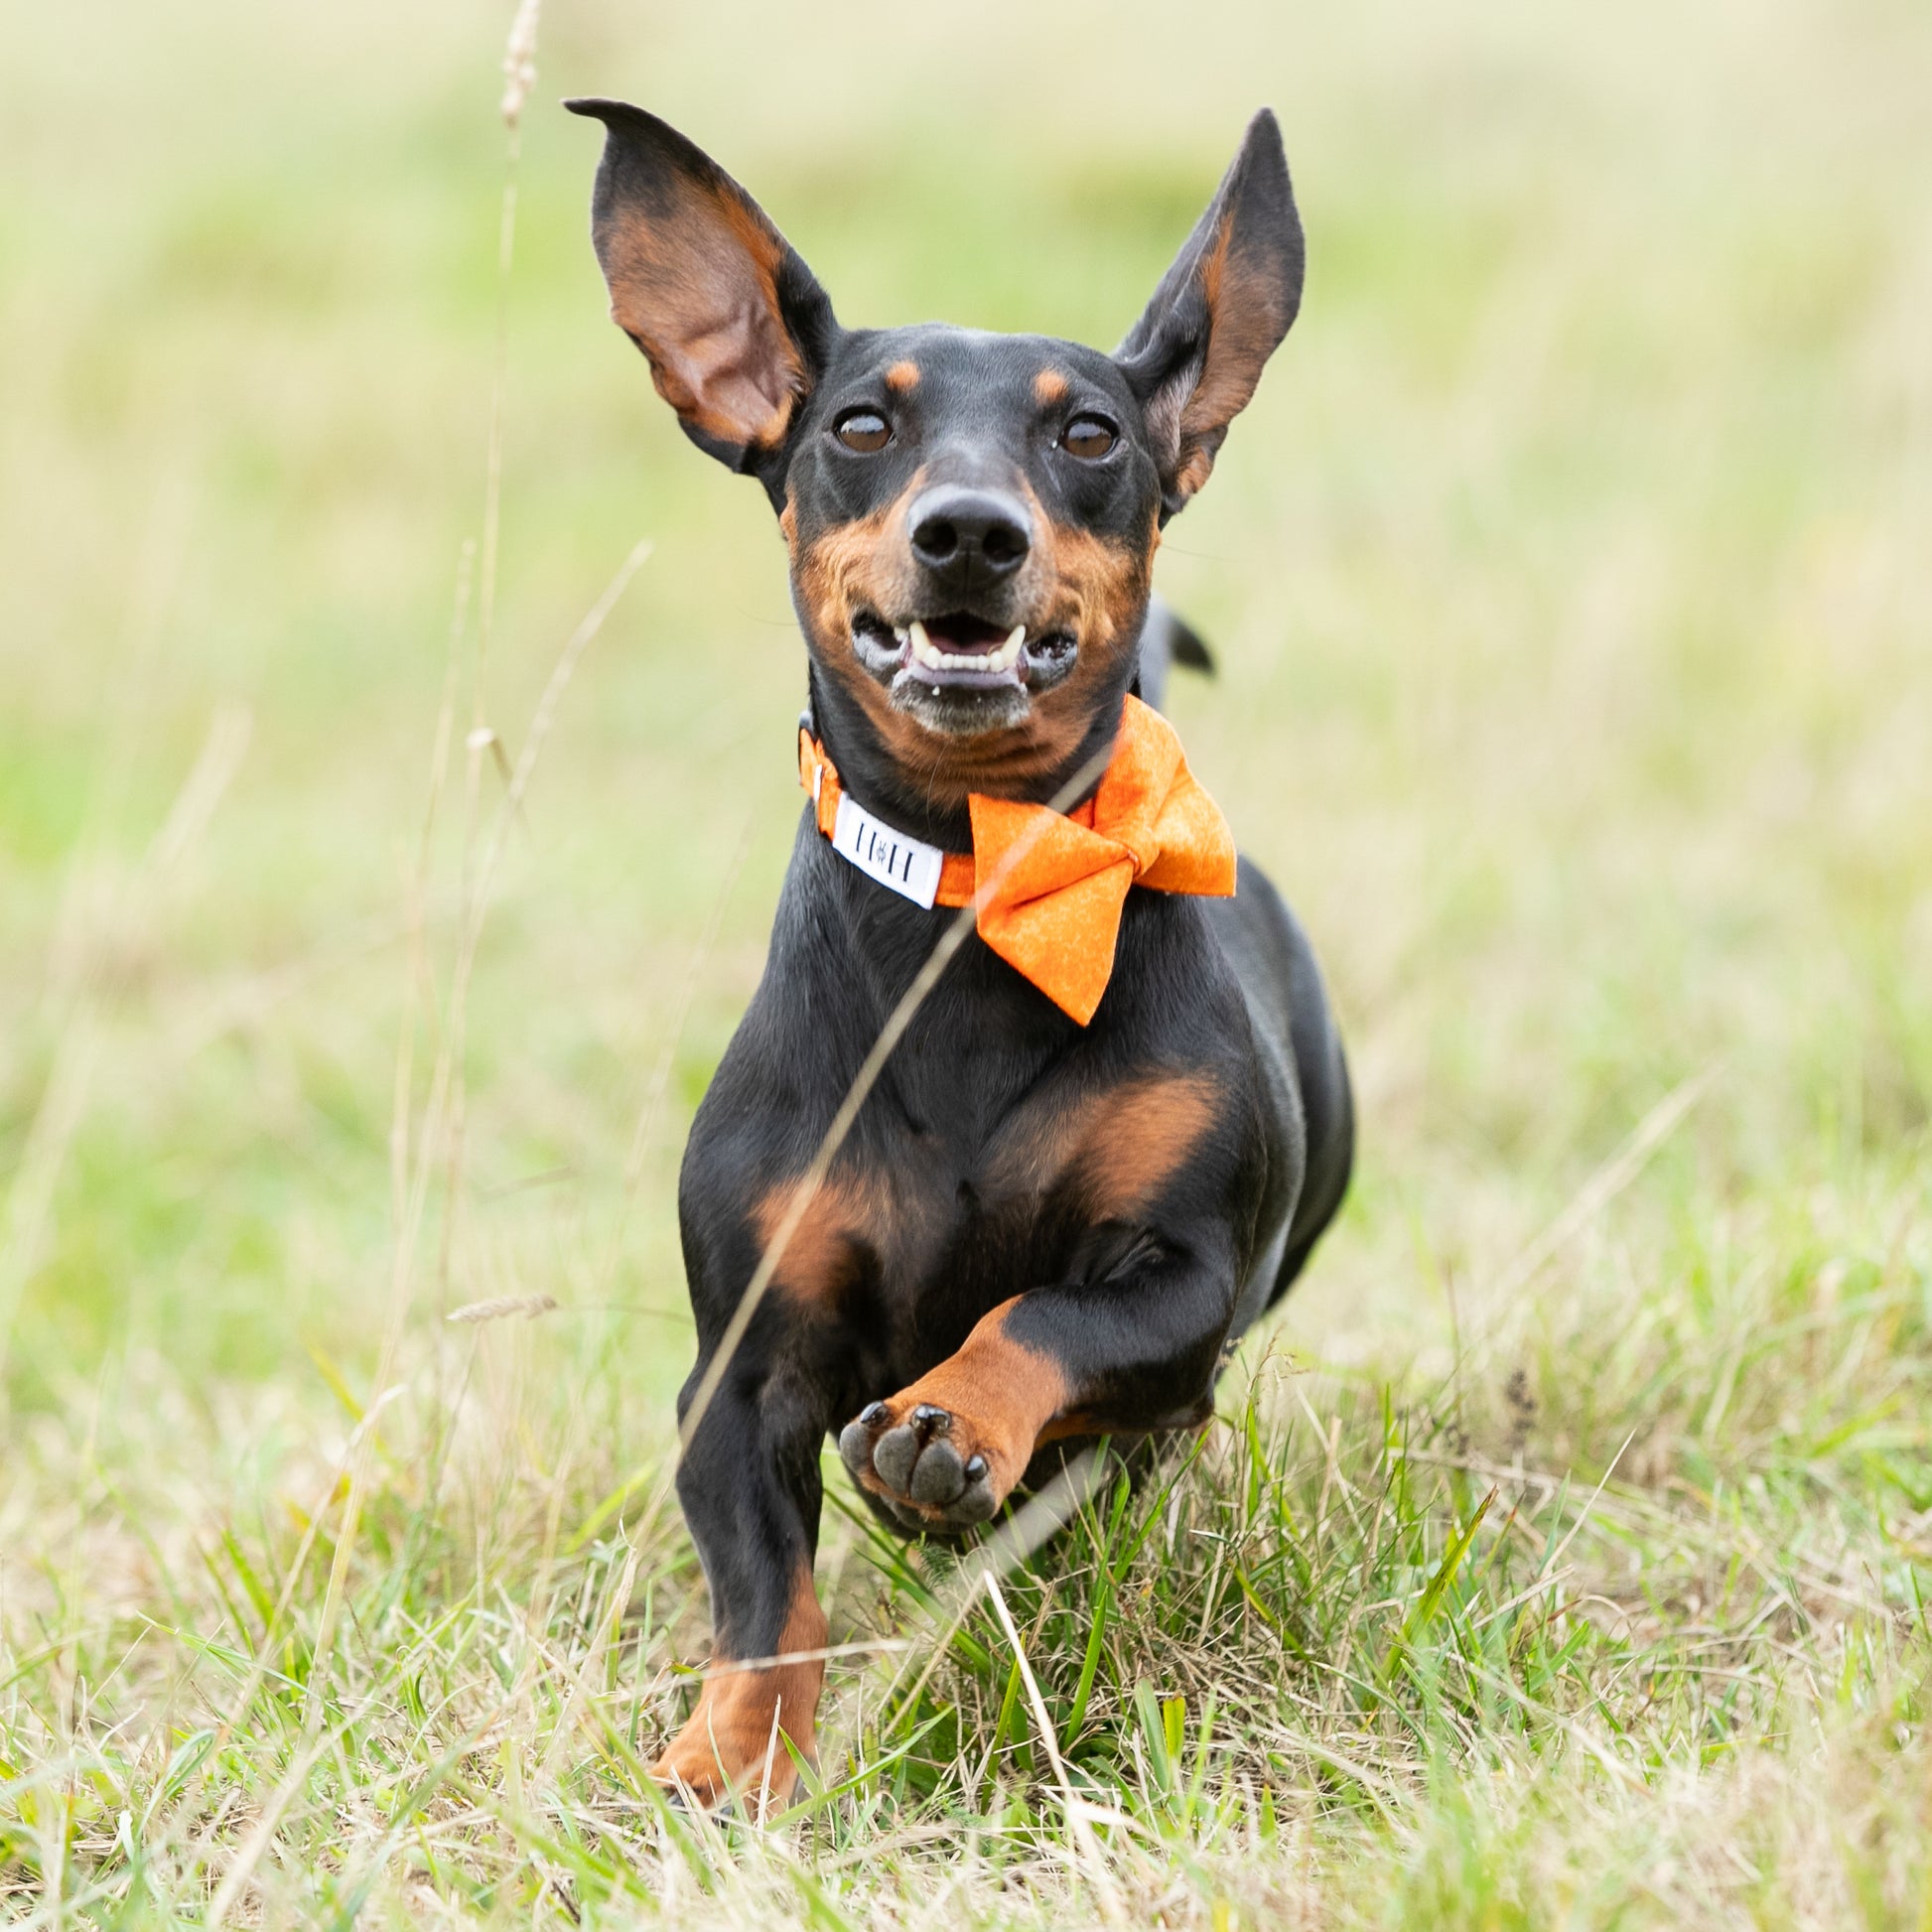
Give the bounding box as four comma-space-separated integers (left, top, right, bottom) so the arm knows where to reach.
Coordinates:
1135, 594, 1216, 714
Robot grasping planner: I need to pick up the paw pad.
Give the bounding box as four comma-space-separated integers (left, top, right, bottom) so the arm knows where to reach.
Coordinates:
839, 1400, 999, 1527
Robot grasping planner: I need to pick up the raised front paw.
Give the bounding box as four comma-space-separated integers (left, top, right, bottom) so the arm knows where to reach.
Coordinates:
839, 1398, 1002, 1529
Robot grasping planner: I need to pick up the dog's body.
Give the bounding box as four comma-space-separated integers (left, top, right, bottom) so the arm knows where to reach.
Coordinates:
569, 99, 1353, 1809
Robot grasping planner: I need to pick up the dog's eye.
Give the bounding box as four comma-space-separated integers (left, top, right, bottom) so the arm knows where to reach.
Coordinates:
834, 409, 892, 454
1060, 414, 1118, 461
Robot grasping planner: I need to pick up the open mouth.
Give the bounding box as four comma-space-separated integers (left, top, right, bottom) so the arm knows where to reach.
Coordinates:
851, 611, 1078, 699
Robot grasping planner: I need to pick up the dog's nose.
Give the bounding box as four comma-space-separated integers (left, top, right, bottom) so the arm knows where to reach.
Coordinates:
906, 486, 1032, 579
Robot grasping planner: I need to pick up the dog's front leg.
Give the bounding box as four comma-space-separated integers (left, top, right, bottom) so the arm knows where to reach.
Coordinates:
653, 1366, 829, 1814
839, 1231, 1238, 1530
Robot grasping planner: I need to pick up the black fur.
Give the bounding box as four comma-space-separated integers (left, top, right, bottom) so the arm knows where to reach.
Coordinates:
569, 97, 1352, 1799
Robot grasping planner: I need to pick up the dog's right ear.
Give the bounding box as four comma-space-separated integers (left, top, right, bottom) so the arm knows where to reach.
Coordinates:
565, 100, 838, 480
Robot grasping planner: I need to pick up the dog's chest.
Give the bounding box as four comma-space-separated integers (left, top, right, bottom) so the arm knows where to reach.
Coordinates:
784, 1048, 1220, 1350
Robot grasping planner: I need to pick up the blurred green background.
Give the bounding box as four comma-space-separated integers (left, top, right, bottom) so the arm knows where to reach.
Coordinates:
2, 0, 1927, 1440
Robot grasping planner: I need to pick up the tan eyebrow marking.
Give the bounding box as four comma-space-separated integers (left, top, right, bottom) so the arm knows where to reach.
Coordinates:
885, 359, 921, 392
1034, 368, 1070, 406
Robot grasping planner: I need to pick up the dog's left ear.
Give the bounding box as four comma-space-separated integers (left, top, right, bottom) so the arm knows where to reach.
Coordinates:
1115, 110, 1305, 518
565, 99, 839, 479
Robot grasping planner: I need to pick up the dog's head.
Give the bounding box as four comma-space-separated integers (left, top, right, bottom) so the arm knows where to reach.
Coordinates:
567, 100, 1303, 809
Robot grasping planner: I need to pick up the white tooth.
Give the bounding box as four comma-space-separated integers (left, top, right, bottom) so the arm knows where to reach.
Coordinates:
986, 625, 1024, 673
904, 621, 1026, 674
893, 625, 908, 646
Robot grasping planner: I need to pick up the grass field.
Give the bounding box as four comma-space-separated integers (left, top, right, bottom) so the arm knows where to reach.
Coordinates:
4, 0, 1931, 1921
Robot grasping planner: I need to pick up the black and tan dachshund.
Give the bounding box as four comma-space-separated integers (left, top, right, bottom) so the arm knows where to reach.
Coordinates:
567, 97, 1353, 1810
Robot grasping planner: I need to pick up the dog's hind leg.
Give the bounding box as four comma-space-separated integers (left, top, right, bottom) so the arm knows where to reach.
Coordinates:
1206, 859, 1354, 1316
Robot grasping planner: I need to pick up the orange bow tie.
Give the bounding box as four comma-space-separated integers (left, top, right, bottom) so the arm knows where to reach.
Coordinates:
797, 694, 1237, 1025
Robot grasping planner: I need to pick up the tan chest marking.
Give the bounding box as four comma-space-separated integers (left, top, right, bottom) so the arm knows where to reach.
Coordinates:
988, 1070, 1223, 1220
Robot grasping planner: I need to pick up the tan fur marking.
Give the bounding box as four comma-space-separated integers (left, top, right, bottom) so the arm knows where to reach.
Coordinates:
1033, 367, 1069, 406
796, 501, 900, 620
1075, 1074, 1220, 1217
791, 473, 1152, 803
990, 484, 1152, 778
597, 175, 803, 451
989, 1071, 1222, 1217
885, 359, 921, 392
851, 1072, 1221, 1526
794, 481, 957, 776
861, 1299, 1070, 1515
754, 1173, 891, 1311
1167, 207, 1294, 504
1174, 446, 1216, 500
652, 1563, 827, 1814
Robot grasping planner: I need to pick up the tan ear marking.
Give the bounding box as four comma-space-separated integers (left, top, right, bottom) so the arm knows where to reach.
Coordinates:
1114, 109, 1303, 512
599, 180, 805, 450
585, 110, 819, 455
1173, 208, 1282, 493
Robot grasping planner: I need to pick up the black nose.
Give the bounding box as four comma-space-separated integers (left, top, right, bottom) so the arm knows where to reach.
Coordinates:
907, 487, 1033, 579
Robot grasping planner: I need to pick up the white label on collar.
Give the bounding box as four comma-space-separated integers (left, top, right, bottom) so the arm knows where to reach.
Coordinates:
831, 791, 945, 909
